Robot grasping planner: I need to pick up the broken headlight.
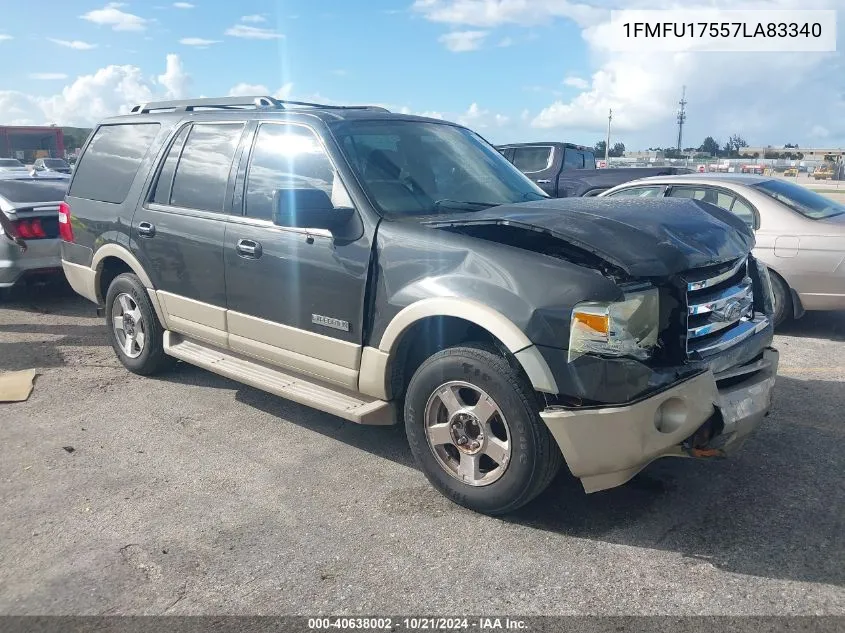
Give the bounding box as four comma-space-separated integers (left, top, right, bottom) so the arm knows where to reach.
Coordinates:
568, 288, 660, 362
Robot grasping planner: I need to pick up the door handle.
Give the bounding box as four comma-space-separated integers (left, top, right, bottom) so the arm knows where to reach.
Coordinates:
137, 221, 156, 237
236, 238, 262, 259
535, 179, 552, 185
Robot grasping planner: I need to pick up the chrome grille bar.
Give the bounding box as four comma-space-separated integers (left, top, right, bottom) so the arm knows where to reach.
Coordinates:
686, 257, 748, 292
688, 279, 753, 315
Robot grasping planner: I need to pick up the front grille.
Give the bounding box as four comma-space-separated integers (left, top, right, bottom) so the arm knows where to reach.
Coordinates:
683, 256, 768, 357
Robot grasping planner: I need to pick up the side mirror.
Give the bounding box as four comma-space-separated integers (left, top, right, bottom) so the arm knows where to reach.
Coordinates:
271, 188, 353, 231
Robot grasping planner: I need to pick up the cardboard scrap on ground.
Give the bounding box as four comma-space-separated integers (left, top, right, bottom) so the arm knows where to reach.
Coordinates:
0, 370, 38, 403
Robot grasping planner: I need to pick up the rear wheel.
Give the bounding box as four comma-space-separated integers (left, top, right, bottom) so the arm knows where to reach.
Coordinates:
404, 344, 562, 516
105, 273, 175, 375
770, 271, 792, 327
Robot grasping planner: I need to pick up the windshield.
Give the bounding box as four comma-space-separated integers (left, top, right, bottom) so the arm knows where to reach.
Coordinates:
752, 179, 845, 220
0, 159, 24, 167
44, 159, 68, 168
331, 120, 547, 216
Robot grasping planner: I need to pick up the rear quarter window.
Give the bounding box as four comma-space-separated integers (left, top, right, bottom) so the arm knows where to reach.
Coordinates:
69, 123, 160, 204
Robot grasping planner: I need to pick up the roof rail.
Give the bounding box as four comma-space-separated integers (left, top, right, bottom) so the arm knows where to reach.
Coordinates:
129, 96, 390, 114
130, 96, 283, 114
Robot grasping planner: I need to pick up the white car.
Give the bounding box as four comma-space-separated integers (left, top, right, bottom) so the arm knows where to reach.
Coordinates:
599, 174, 845, 325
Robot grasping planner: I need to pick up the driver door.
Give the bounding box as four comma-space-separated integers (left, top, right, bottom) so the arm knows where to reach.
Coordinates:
223, 121, 371, 389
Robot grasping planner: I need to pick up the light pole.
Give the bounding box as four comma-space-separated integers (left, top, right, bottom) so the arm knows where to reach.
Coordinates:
605, 108, 612, 164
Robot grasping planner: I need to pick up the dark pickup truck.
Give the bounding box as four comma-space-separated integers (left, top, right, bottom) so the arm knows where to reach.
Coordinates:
497, 142, 692, 197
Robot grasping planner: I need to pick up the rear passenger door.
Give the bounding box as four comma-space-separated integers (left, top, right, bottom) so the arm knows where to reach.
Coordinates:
133, 120, 248, 346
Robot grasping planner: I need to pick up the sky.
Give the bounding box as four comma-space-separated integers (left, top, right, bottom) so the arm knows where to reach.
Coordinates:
1, 0, 844, 150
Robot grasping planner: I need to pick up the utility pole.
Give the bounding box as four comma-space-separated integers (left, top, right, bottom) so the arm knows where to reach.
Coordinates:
605, 108, 612, 164
676, 85, 687, 152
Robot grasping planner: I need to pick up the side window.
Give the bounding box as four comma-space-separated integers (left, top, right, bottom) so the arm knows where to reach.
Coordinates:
605, 186, 664, 198
563, 149, 586, 169
730, 198, 756, 228
512, 147, 552, 173
169, 123, 244, 213
669, 186, 735, 212
69, 123, 161, 204
245, 123, 352, 222
151, 124, 191, 205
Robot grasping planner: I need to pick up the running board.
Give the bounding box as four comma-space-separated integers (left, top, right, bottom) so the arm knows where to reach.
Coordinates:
163, 332, 395, 426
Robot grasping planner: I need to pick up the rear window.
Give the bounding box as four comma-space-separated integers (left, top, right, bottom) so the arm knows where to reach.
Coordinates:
512, 146, 552, 173
752, 179, 845, 220
69, 123, 160, 204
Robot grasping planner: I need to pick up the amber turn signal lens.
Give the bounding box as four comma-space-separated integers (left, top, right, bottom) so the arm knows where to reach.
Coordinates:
573, 311, 609, 334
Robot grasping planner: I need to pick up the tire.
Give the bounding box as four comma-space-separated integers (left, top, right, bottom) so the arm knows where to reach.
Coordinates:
105, 273, 175, 376
404, 343, 562, 516
769, 271, 792, 327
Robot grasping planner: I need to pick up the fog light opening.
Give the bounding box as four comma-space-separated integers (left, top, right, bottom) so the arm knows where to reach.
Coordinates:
654, 397, 688, 434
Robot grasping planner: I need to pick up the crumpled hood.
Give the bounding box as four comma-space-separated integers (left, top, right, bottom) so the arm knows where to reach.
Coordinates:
426, 197, 755, 278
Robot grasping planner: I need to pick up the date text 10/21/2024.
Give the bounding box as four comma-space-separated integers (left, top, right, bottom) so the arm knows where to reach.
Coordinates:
307, 617, 528, 630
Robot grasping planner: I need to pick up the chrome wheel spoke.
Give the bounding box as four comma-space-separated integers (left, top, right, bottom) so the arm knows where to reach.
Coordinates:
118, 294, 133, 314
458, 453, 481, 482
129, 308, 143, 324
427, 422, 453, 446
134, 331, 146, 351
483, 436, 509, 466
123, 335, 135, 356
435, 385, 463, 417
113, 317, 124, 331
469, 396, 497, 426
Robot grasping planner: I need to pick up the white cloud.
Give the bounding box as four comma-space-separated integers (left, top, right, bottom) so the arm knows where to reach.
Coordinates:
563, 76, 589, 90
157, 53, 191, 99
0, 55, 196, 127
497, 36, 514, 47
416, 0, 845, 146
30, 73, 69, 80
173, 2, 194, 8
240, 14, 267, 23
228, 82, 294, 99
225, 24, 284, 39
179, 37, 220, 47
457, 102, 509, 128
331, 69, 349, 77
0, 35, 13, 42
413, 0, 603, 29
48, 38, 98, 50
81, 3, 150, 32
438, 30, 487, 52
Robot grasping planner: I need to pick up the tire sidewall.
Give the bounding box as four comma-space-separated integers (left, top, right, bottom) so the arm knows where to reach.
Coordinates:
404, 349, 540, 514
105, 274, 159, 372
770, 272, 790, 326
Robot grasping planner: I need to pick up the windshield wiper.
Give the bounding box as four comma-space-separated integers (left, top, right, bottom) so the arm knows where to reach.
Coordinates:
433, 199, 497, 212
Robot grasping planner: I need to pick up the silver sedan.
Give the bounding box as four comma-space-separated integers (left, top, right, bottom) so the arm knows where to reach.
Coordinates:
599, 174, 845, 325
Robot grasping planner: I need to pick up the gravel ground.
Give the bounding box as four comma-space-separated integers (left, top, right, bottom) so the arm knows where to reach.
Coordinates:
0, 281, 843, 616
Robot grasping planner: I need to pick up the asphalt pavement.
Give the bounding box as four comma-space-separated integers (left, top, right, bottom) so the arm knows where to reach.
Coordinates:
1, 281, 843, 615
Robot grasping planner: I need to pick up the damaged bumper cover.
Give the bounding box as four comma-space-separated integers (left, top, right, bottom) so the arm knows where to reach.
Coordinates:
539, 347, 779, 493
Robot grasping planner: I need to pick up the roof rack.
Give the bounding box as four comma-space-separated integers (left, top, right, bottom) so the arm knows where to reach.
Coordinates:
129, 96, 390, 114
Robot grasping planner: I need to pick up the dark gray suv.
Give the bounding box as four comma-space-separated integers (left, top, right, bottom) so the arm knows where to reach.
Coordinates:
60, 96, 779, 515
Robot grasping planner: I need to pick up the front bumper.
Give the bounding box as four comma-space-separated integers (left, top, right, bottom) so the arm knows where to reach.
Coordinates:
540, 347, 779, 493
0, 238, 61, 287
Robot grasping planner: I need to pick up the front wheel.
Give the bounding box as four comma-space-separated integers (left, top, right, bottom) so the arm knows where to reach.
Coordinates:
404, 344, 562, 516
